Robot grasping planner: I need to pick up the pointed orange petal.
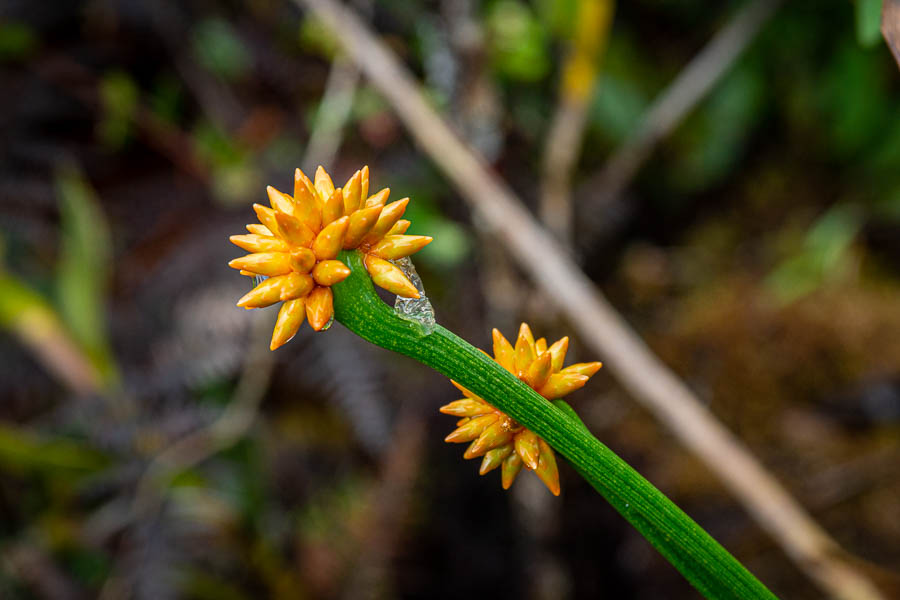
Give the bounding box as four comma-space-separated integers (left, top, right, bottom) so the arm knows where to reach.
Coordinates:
364, 254, 420, 298
444, 413, 497, 443
514, 327, 536, 377
513, 430, 540, 470
267, 185, 296, 216
342, 170, 362, 214
361, 198, 409, 245
548, 336, 569, 373
289, 247, 316, 273
364, 187, 390, 208
465, 420, 513, 458
305, 286, 333, 331
312, 260, 351, 286
293, 169, 321, 231
561, 362, 603, 378
313, 216, 350, 261
368, 235, 433, 260
535, 337, 548, 355
524, 351, 553, 389
518, 323, 535, 351
492, 329, 515, 373
501, 451, 523, 489
228, 252, 292, 276
275, 212, 316, 247
439, 399, 493, 417
479, 445, 513, 475
533, 439, 560, 496
253, 204, 282, 238
343, 205, 383, 249
386, 219, 411, 236
537, 373, 589, 400
236, 274, 289, 308
322, 188, 344, 226
314, 165, 335, 201
230, 234, 289, 253
270, 297, 306, 350
279, 272, 314, 301
450, 380, 476, 398
360, 165, 369, 203
239, 270, 255, 277
246, 223, 272, 236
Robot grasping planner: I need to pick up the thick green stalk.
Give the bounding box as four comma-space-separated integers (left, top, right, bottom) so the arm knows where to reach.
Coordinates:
332, 250, 776, 600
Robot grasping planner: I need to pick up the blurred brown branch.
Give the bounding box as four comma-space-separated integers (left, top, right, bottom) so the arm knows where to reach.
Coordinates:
885, 0, 900, 68
579, 0, 783, 249
540, 0, 614, 243
290, 0, 887, 598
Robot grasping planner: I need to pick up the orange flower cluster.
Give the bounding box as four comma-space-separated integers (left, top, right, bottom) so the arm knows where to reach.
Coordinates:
441, 324, 602, 495
229, 166, 432, 350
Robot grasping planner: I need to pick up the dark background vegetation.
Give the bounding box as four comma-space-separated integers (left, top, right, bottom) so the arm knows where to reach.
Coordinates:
1, 1, 899, 598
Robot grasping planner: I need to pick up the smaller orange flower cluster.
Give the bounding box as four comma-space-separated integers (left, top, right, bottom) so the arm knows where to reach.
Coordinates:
229, 166, 432, 350
441, 324, 602, 495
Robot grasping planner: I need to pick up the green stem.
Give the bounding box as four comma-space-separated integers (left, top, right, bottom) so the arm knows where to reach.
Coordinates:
332, 250, 777, 600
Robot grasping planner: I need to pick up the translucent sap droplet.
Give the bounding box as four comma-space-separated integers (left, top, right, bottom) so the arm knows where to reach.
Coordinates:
320, 311, 335, 331
390, 257, 435, 334
253, 274, 269, 288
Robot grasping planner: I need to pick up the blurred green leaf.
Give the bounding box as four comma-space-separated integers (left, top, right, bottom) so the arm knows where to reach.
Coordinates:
192, 121, 260, 205
0, 424, 108, 474
486, 0, 550, 82
192, 19, 252, 81
150, 75, 183, 124
855, 0, 884, 47
0, 20, 37, 61
55, 167, 118, 384
98, 71, 139, 149
298, 16, 339, 58
591, 75, 649, 143
766, 204, 863, 303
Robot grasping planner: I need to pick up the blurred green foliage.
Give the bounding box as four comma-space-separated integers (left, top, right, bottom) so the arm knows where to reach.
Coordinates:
192, 18, 253, 81
98, 71, 139, 150
55, 168, 118, 385
486, 0, 550, 81
0, 20, 35, 62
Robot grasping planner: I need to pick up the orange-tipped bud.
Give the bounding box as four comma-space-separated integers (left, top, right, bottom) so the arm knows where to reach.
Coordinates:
450, 380, 475, 398
534, 439, 560, 496
445, 413, 497, 443
364, 187, 390, 208
229, 252, 292, 276
535, 337, 548, 355
313, 216, 350, 261
368, 235, 433, 260
305, 286, 334, 331
386, 219, 411, 236
246, 223, 273, 236
561, 362, 603, 377
275, 212, 316, 247
537, 373, 589, 399
465, 419, 513, 458
364, 255, 420, 298
343, 205, 383, 249
312, 260, 351, 286
279, 272, 314, 301
492, 329, 515, 373
524, 351, 553, 389
548, 336, 569, 372
270, 297, 305, 350
361, 198, 409, 245
439, 399, 493, 417
501, 452, 523, 490
236, 274, 290, 308
360, 165, 369, 202
293, 169, 321, 231
479, 446, 513, 475
514, 328, 536, 376
342, 170, 362, 214
314, 165, 335, 200
294, 168, 317, 204
253, 204, 282, 238
230, 234, 289, 253
239, 270, 255, 277
289, 247, 316, 273
322, 188, 344, 225
267, 185, 296, 216
514, 430, 540, 470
